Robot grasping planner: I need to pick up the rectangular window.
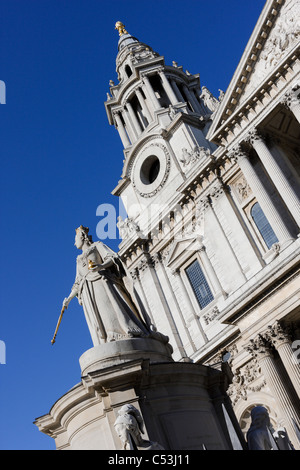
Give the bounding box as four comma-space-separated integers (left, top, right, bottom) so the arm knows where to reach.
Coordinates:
185, 260, 214, 309
251, 202, 278, 249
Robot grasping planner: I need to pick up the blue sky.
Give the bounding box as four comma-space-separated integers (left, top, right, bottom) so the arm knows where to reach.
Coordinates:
0, 0, 266, 450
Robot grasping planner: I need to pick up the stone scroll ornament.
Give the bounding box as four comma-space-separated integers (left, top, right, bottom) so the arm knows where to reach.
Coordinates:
114, 404, 164, 450
51, 225, 170, 348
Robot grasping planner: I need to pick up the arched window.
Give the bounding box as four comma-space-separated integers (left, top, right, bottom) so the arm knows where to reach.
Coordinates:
251, 202, 278, 249
185, 260, 214, 309
125, 64, 132, 78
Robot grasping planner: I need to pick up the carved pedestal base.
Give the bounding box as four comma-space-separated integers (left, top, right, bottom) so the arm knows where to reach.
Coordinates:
79, 337, 173, 375
34, 340, 245, 450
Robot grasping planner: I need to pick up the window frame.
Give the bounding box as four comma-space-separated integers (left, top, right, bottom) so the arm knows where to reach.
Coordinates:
250, 201, 278, 250
183, 256, 215, 311
229, 170, 278, 254
180, 252, 217, 315
166, 236, 225, 317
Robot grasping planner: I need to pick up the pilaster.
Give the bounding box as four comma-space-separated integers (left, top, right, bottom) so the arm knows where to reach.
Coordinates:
281, 85, 300, 125
229, 145, 294, 250
265, 322, 300, 399
245, 129, 300, 227
245, 334, 300, 449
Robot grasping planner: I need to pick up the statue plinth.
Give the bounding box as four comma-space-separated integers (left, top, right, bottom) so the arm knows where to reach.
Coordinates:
36, 226, 246, 450
79, 337, 173, 375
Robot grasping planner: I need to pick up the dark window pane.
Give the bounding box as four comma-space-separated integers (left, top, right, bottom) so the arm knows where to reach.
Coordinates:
251, 202, 278, 249
185, 260, 214, 309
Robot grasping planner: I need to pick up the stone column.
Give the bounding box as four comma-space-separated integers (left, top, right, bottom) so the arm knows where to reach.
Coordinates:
209, 183, 247, 282
122, 108, 137, 143
230, 145, 294, 247
281, 86, 300, 124
151, 253, 191, 360
135, 88, 152, 123
199, 245, 225, 296
141, 74, 161, 111
245, 129, 300, 227
171, 79, 185, 103
129, 267, 154, 325
158, 70, 178, 105
113, 112, 130, 148
137, 253, 194, 356
172, 268, 206, 349
183, 84, 202, 113
246, 335, 300, 449
125, 101, 142, 135
266, 322, 300, 399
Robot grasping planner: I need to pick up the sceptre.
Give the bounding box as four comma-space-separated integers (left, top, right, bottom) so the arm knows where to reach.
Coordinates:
51, 306, 67, 345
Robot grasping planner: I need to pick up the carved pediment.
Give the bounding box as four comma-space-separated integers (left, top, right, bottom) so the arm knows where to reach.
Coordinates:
208, 0, 300, 143
239, 0, 299, 105
166, 236, 202, 269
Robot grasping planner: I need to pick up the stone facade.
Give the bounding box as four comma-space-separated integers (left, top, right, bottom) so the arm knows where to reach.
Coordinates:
35, 1, 300, 450
105, 0, 300, 449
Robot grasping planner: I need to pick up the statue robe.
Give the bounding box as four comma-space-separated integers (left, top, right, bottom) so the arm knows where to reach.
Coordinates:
73, 241, 149, 345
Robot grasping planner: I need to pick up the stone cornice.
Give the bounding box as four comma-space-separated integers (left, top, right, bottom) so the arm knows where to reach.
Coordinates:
211, 46, 299, 147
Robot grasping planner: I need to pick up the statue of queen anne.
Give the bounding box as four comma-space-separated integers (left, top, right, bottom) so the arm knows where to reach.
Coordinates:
62, 225, 168, 347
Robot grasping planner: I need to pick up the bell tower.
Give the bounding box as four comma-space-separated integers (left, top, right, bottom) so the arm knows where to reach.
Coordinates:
105, 22, 220, 235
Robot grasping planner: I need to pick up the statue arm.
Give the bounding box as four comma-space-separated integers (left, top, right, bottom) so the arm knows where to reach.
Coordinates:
98, 258, 114, 269
62, 284, 78, 309
62, 264, 81, 309
90, 243, 116, 271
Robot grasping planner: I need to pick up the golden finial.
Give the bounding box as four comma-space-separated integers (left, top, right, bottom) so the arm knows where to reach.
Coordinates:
115, 21, 128, 37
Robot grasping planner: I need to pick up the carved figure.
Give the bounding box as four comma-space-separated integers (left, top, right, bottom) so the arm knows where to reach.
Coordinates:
180, 146, 211, 167
273, 427, 295, 450
62, 226, 156, 346
117, 216, 142, 239
246, 406, 274, 450
114, 404, 164, 450
200, 86, 219, 113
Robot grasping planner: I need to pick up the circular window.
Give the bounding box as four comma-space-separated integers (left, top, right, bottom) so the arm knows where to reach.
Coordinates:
131, 143, 171, 198
140, 155, 160, 185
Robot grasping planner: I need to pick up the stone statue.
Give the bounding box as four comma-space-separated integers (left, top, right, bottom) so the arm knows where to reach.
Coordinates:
200, 86, 219, 113
62, 226, 160, 346
114, 404, 164, 450
273, 427, 295, 450
246, 406, 275, 450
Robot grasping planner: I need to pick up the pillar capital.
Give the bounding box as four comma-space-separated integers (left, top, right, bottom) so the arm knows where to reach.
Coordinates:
281, 85, 300, 110
245, 335, 274, 360
265, 321, 292, 348
244, 128, 265, 146
209, 181, 226, 201
195, 196, 211, 221
228, 145, 249, 163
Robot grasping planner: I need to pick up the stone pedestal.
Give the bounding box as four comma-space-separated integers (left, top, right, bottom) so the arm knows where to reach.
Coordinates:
34, 338, 245, 450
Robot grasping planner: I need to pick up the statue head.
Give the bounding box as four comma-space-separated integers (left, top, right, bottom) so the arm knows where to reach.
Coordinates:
114, 404, 145, 449
75, 225, 93, 249
250, 406, 270, 429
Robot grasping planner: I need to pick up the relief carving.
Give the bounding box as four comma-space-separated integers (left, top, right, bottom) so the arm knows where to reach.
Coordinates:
233, 176, 252, 202
242, 0, 300, 100
180, 146, 211, 167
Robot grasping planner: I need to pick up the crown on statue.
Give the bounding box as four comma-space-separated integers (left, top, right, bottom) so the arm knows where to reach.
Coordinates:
75, 225, 89, 235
